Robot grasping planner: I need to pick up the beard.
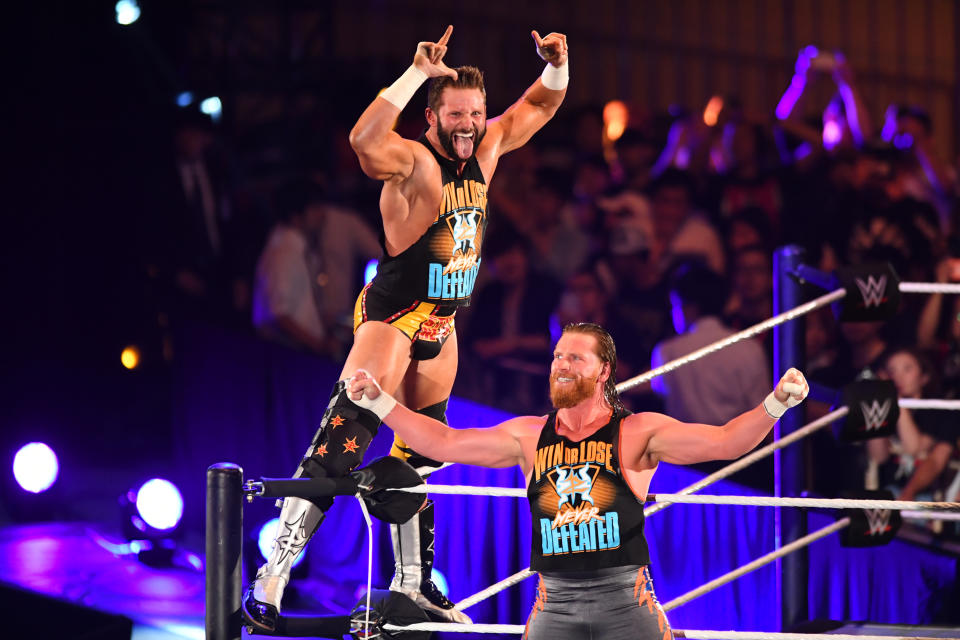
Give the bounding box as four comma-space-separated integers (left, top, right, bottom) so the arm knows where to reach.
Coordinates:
436, 119, 486, 161
549, 373, 599, 409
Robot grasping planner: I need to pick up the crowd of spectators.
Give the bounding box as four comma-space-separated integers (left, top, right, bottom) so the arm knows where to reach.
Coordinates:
145, 47, 960, 531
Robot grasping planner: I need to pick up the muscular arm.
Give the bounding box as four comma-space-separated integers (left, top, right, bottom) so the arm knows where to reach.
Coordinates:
637, 368, 808, 466
485, 31, 568, 157
349, 101, 419, 182
346, 369, 532, 468
640, 405, 778, 466
348, 26, 457, 181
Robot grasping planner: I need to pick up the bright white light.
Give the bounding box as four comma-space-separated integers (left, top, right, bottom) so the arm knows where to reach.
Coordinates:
136, 479, 184, 531
431, 567, 449, 596
176, 92, 194, 108
258, 518, 306, 568
822, 120, 843, 150
115, 0, 141, 25
364, 259, 379, 285
13, 443, 59, 493
200, 97, 222, 122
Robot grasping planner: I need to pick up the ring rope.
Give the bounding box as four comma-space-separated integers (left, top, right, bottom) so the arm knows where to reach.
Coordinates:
615, 288, 846, 393
899, 281, 960, 294
899, 398, 960, 410
662, 518, 850, 611
454, 569, 535, 611
455, 408, 851, 610
382, 621, 948, 639
399, 484, 960, 513
645, 407, 848, 517
354, 494, 374, 636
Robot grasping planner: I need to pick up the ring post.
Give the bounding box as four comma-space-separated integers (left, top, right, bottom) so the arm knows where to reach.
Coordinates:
206, 463, 243, 640
773, 245, 808, 631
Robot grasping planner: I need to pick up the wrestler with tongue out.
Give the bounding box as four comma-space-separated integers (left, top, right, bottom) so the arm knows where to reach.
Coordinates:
243, 24, 570, 634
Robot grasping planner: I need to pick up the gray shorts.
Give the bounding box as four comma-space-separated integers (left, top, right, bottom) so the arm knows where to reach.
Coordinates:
523, 565, 673, 640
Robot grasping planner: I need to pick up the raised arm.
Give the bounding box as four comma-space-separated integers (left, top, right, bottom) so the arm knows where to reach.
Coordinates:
348, 26, 458, 181
346, 369, 530, 468
485, 30, 568, 157
640, 368, 809, 466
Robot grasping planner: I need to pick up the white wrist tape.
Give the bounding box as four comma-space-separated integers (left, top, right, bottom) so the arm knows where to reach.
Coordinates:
351, 384, 397, 421
762, 391, 789, 419
541, 60, 569, 91
380, 65, 428, 110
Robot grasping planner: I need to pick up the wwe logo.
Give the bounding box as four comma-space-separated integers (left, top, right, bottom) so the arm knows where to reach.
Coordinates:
854, 275, 888, 308
860, 399, 892, 431
863, 508, 892, 536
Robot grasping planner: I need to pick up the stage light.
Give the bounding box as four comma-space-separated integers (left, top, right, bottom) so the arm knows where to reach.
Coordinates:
13, 442, 59, 493
115, 0, 141, 25
135, 478, 184, 531
257, 518, 307, 569
176, 92, 194, 108
121, 345, 140, 370
200, 97, 222, 123
431, 567, 449, 597
603, 100, 628, 142
364, 259, 379, 286
822, 120, 843, 150
703, 95, 724, 127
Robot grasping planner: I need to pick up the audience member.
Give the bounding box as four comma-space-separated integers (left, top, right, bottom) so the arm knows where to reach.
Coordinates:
650, 260, 768, 425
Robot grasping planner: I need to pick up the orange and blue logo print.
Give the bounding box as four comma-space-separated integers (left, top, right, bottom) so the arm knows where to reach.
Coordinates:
634, 567, 672, 640
522, 576, 548, 639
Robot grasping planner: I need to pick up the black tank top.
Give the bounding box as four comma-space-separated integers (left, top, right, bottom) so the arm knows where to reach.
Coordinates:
528, 409, 651, 572
369, 135, 489, 307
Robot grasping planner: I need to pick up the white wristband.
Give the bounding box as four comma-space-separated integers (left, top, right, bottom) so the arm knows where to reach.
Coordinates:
540, 60, 569, 91
762, 391, 788, 419
380, 65, 428, 110
352, 388, 397, 421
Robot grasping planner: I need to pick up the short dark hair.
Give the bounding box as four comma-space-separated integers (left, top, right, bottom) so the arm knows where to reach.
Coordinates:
427, 66, 486, 112
561, 322, 625, 413
668, 260, 729, 317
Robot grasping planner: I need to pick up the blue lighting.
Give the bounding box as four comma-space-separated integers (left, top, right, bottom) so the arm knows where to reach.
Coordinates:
431, 567, 449, 597
135, 479, 184, 531
257, 518, 306, 568
364, 259, 379, 285
115, 0, 141, 25
176, 92, 194, 108
13, 442, 59, 493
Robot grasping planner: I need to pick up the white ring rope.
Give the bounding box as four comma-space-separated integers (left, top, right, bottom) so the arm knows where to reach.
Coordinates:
454, 408, 851, 610
899, 398, 960, 410
662, 518, 851, 611
644, 407, 849, 517
354, 494, 374, 637
398, 485, 960, 513
615, 288, 846, 393
381, 621, 949, 640
899, 281, 960, 294
454, 569, 535, 612
393, 280, 960, 622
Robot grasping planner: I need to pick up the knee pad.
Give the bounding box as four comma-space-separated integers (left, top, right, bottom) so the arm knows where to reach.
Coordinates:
389, 399, 447, 473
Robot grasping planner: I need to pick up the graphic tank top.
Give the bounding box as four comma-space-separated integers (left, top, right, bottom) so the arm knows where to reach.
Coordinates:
369, 134, 489, 306
528, 409, 651, 572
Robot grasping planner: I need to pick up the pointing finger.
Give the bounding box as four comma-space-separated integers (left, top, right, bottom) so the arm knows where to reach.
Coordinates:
438, 24, 453, 47
531, 30, 543, 48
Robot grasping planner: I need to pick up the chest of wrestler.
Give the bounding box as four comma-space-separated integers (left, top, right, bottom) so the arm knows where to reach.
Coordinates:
372, 149, 490, 305
527, 412, 651, 571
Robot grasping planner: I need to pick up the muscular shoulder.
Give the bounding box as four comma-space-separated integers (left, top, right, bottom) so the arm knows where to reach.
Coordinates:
499, 414, 548, 437
620, 412, 672, 465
